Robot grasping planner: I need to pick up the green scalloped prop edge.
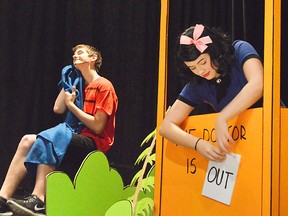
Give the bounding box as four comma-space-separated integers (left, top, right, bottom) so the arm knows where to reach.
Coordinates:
46, 151, 133, 216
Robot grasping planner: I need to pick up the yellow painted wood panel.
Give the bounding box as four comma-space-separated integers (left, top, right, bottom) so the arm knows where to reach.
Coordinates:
155, 0, 281, 214
154, 0, 169, 215
158, 108, 263, 215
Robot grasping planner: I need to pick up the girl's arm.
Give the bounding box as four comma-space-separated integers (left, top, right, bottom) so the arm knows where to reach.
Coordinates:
159, 100, 226, 161
216, 57, 264, 153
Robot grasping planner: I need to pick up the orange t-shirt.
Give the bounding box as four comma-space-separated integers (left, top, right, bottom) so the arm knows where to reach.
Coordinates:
80, 77, 118, 153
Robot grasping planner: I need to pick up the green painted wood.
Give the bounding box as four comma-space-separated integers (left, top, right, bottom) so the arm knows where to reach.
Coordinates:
46, 151, 133, 216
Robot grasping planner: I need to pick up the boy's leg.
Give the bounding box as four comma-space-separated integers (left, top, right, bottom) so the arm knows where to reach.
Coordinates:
32, 164, 56, 202
7, 164, 55, 216
7, 134, 96, 216
0, 134, 36, 199
0, 134, 36, 215
58, 134, 97, 179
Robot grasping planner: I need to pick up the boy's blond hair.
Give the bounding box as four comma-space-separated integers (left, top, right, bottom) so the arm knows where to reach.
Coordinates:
73, 44, 102, 72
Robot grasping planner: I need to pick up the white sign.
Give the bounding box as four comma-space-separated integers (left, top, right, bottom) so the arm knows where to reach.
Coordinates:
202, 153, 241, 205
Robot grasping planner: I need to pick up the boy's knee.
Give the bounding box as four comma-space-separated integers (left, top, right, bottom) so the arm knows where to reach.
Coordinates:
18, 134, 36, 152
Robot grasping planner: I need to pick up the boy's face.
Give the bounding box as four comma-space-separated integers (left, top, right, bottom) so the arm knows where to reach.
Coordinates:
73, 47, 94, 68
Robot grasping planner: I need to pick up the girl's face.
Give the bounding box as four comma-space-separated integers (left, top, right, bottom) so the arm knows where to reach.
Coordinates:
184, 53, 220, 80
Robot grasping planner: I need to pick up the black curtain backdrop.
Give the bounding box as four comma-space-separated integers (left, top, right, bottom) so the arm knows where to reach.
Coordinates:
281, 0, 288, 106
0, 0, 161, 186
0, 0, 286, 187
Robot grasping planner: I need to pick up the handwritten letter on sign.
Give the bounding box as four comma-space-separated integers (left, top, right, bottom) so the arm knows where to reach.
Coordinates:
202, 153, 241, 205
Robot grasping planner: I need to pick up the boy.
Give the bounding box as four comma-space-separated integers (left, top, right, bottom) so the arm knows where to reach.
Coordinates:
0, 44, 118, 216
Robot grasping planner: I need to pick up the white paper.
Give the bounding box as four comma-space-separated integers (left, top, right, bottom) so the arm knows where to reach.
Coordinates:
202, 153, 241, 205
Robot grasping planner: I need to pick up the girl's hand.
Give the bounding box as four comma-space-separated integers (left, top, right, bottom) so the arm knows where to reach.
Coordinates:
215, 116, 235, 154
196, 139, 227, 162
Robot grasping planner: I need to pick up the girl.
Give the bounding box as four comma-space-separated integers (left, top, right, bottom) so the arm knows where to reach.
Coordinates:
159, 24, 263, 161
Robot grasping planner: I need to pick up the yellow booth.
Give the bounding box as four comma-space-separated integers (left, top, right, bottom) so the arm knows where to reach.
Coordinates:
153, 0, 287, 215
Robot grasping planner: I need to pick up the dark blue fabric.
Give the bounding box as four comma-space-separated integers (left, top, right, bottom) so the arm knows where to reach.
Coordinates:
24, 123, 73, 176
24, 65, 84, 176
178, 40, 260, 112
61, 65, 84, 134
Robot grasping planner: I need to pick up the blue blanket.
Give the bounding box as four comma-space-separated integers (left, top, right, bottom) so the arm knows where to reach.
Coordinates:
24, 65, 83, 176
61, 65, 83, 133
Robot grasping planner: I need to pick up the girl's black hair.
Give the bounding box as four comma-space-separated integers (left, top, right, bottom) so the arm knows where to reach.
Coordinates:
176, 25, 235, 84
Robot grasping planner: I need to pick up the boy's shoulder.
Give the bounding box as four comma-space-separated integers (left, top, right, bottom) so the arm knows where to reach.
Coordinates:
87, 77, 116, 93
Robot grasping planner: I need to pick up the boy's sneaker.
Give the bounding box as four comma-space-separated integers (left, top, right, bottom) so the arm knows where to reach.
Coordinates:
7, 195, 45, 216
0, 197, 13, 216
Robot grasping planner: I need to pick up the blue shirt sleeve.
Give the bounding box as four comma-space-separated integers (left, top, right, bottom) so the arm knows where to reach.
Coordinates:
233, 40, 261, 67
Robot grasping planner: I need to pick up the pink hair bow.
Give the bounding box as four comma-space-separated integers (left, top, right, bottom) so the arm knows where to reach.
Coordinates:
180, 24, 213, 53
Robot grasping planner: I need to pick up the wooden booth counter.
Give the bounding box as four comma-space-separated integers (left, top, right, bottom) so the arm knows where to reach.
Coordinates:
154, 107, 288, 215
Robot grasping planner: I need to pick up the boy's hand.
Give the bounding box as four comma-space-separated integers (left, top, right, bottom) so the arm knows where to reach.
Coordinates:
64, 86, 76, 109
